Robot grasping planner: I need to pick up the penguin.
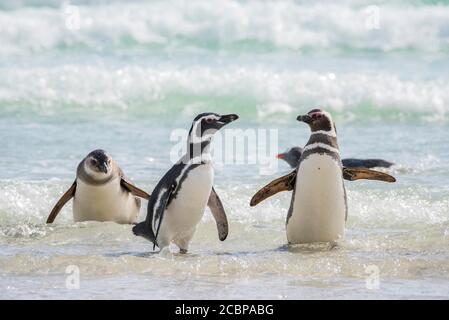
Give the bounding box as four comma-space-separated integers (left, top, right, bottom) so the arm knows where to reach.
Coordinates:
277, 147, 394, 169
46, 149, 150, 224
133, 113, 238, 253
250, 109, 396, 244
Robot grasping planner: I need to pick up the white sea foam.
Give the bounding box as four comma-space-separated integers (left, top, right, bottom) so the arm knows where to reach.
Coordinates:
3, 178, 446, 230
0, 1, 449, 56
0, 65, 448, 120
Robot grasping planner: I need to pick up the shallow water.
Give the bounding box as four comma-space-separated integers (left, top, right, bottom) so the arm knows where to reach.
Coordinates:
1, 0, 449, 299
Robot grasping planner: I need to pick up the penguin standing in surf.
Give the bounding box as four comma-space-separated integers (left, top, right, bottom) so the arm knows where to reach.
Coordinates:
133, 113, 238, 253
250, 109, 396, 244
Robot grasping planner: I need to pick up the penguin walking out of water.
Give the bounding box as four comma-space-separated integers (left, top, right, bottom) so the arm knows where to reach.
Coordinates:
133, 113, 238, 253
46, 149, 151, 224
250, 109, 396, 244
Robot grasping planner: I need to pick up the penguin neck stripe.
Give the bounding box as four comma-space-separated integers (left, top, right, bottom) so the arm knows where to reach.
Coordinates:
311, 130, 337, 138
189, 115, 220, 144
308, 132, 338, 149
303, 142, 339, 154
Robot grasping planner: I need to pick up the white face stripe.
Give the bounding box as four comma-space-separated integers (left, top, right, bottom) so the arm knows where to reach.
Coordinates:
309, 110, 337, 137
303, 142, 340, 154
322, 111, 337, 136
190, 115, 221, 144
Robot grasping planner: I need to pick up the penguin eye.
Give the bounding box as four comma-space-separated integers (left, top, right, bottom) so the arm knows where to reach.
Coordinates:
205, 118, 215, 124
90, 159, 97, 166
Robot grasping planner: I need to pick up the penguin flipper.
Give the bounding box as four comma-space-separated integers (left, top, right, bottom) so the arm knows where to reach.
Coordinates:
120, 178, 151, 200
46, 180, 77, 223
207, 187, 228, 241
148, 181, 178, 248
131, 185, 170, 246
343, 167, 396, 183
342, 158, 394, 169
250, 170, 296, 207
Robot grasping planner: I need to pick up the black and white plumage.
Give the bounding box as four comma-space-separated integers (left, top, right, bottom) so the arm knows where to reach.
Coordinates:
133, 113, 238, 253
46, 149, 150, 224
287, 110, 346, 243
277, 147, 394, 169
250, 109, 396, 244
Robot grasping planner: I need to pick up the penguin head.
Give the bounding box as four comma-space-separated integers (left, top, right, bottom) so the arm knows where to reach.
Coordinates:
84, 149, 113, 179
277, 147, 303, 168
188, 112, 239, 143
297, 109, 336, 134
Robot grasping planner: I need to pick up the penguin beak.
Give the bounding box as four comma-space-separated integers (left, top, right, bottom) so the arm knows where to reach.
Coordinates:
297, 114, 312, 124
218, 114, 239, 124
98, 162, 108, 174
276, 153, 286, 159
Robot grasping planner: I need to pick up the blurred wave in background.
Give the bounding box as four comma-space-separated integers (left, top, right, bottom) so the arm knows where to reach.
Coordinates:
1, 0, 449, 120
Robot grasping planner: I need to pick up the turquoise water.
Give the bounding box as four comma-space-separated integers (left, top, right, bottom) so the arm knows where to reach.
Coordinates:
1, 0, 449, 299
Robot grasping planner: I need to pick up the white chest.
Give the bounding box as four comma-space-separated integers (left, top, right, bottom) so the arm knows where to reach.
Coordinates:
161, 163, 214, 237
73, 178, 139, 224
287, 153, 346, 244
169, 164, 213, 215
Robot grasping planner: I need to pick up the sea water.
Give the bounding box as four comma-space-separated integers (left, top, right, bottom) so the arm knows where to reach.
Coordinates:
1, 0, 449, 299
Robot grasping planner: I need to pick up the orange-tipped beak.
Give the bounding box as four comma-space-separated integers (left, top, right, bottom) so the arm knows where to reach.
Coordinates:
276, 153, 285, 159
